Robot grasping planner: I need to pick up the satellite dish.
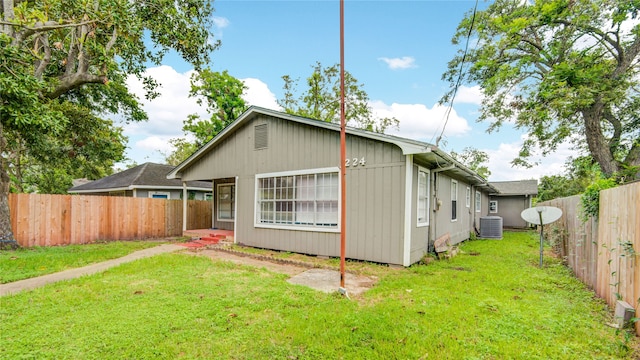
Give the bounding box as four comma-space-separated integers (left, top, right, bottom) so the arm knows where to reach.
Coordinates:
521, 206, 562, 225
521, 206, 563, 268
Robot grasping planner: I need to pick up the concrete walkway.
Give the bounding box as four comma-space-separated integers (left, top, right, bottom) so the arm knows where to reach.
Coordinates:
0, 244, 183, 297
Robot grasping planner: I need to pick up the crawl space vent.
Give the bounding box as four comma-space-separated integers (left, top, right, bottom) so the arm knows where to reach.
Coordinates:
479, 216, 503, 239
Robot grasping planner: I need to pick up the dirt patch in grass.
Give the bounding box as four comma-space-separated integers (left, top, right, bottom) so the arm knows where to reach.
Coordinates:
189, 248, 377, 296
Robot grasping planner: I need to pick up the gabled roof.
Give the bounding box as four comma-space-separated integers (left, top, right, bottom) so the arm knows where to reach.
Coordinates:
69, 162, 212, 193
167, 106, 498, 192
489, 180, 538, 196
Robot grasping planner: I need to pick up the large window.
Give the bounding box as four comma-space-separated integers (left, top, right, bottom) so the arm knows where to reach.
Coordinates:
256, 169, 339, 230
451, 180, 458, 221
417, 168, 430, 226
217, 184, 235, 221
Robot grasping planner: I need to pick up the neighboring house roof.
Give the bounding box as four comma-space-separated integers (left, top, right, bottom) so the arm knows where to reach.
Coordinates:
489, 180, 538, 196
69, 162, 212, 194
167, 106, 499, 192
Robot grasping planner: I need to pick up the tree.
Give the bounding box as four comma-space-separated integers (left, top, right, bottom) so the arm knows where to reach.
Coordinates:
163, 69, 247, 165
1, 0, 217, 246
442, 0, 640, 178
450, 146, 491, 179
183, 69, 247, 146
6, 102, 127, 194
163, 138, 199, 166
279, 62, 399, 133
537, 155, 602, 201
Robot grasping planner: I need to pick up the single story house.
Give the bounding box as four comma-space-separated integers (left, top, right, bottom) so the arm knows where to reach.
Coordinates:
488, 180, 538, 228
168, 106, 498, 266
69, 162, 212, 200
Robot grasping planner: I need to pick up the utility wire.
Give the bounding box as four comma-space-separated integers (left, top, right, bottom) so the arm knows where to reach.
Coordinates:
435, 0, 479, 147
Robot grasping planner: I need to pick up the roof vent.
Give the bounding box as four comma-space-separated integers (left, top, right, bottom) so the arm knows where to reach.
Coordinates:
479, 216, 503, 239
254, 124, 268, 150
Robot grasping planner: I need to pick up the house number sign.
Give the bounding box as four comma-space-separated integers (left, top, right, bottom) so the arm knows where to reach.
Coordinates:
345, 157, 366, 167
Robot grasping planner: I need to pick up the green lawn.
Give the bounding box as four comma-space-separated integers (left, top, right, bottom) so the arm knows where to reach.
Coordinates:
0, 232, 637, 359
0, 241, 164, 283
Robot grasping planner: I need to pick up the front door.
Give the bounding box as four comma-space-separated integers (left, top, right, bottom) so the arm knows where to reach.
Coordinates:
215, 182, 235, 230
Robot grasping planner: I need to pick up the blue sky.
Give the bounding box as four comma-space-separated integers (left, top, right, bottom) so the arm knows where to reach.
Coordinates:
122, 0, 576, 181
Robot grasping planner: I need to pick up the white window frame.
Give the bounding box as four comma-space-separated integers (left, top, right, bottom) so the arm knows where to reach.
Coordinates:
465, 186, 471, 208
475, 190, 481, 213
489, 200, 498, 213
416, 167, 430, 227
254, 167, 340, 232
217, 184, 235, 222
149, 191, 170, 199
451, 179, 458, 222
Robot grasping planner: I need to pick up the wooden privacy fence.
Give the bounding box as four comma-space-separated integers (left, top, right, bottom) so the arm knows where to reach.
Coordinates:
8, 194, 212, 247
540, 182, 640, 334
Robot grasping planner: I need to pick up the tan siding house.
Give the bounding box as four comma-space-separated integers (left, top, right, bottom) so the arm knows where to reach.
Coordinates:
489, 180, 538, 228
169, 107, 498, 266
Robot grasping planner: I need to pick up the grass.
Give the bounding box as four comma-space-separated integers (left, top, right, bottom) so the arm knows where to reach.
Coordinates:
0, 240, 164, 283
0, 231, 637, 359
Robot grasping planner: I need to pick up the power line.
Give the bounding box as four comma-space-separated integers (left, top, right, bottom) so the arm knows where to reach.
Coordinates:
435, 0, 479, 147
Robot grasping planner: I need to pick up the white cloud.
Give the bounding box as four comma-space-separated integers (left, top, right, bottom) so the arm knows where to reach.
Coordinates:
371, 101, 471, 141
125, 65, 205, 137
454, 85, 482, 105
378, 56, 417, 70
123, 66, 208, 163
213, 16, 230, 29
241, 78, 281, 110
135, 136, 174, 155
484, 135, 577, 181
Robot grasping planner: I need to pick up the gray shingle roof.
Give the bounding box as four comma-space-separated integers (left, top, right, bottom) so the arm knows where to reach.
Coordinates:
489, 180, 538, 196
69, 163, 212, 192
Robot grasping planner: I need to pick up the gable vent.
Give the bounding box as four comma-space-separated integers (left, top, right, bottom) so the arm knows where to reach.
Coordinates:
254, 124, 268, 150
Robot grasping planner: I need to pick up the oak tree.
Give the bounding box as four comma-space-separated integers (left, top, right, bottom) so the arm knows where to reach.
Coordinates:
0, 0, 217, 246
442, 0, 640, 178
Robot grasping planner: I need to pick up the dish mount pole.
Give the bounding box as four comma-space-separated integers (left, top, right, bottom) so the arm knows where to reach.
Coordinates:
339, 0, 347, 295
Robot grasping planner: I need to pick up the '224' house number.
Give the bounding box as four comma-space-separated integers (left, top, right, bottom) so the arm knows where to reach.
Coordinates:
345, 157, 366, 167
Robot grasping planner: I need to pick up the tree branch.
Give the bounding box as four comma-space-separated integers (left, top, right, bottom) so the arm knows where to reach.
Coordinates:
33, 33, 51, 80
46, 73, 106, 99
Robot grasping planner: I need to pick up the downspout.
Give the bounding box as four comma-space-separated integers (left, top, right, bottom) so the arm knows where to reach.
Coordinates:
429, 165, 452, 252
429, 172, 438, 253
233, 176, 238, 244
402, 155, 413, 266
182, 181, 187, 233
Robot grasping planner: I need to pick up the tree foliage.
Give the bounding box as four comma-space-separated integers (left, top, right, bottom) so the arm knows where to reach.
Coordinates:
0, 0, 217, 244
163, 138, 199, 166
183, 69, 247, 146
163, 69, 247, 165
442, 0, 640, 178
6, 102, 127, 193
279, 62, 399, 133
450, 146, 491, 179
537, 156, 602, 201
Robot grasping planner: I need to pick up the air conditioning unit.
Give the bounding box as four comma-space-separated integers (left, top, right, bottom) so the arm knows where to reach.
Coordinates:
479, 216, 503, 239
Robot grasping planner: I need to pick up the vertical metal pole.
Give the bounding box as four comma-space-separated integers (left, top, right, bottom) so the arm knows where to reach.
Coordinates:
538, 211, 544, 268
183, 181, 188, 233
339, 0, 347, 290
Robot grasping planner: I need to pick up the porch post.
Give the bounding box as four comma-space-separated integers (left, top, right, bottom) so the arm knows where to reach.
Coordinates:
182, 181, 187, 232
